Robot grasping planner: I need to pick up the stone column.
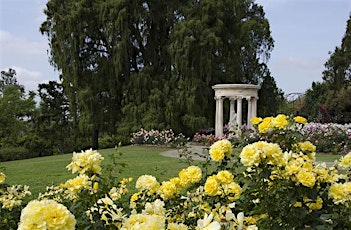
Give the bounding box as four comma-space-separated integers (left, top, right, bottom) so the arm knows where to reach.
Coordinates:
251, 96, 258, 119
246, 96, 252, 128
215, 96, 224, 137
229, 97, 236, 131
236, 96, 243, 127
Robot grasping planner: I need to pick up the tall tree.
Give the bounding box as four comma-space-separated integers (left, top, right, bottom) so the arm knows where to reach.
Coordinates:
258, 71, 284, 117
168, 0, 274, 134
0, 68, 21, 93
35, 81, 71, 154
41, 0, 128, 149
0, 69, 36, 147
323, 14, 351, 90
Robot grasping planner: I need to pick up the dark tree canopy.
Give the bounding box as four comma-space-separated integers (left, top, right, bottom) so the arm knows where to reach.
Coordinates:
323, 13, 351, 90
40, 0, 275, 142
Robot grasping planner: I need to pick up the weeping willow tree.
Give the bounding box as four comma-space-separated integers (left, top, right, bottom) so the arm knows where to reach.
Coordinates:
41, 0, 274, 145
41, 0, 133, 148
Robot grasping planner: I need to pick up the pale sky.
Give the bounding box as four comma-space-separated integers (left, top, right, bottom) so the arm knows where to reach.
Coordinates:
1, 0, 351, 95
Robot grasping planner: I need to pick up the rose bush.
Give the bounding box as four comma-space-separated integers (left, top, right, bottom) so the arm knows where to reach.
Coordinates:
131, 128, 188, 147
1, 114, 351, 229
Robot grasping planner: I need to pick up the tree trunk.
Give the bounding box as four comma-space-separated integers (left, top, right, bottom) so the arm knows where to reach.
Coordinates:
92, 129, 99, 150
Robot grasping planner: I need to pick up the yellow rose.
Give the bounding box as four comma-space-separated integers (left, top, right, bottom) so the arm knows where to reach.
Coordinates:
0, 172, 5, 184
294, 116, 307, 124
209, 139, 233, 161
159, 181, 178, 200
61, 175, 91, 196
66, 148, 104, 175
204, 176, 220, 196
179, 166, 202, 187
273, 114, 289, 129
167, 223, 189, 230
329, 183, 346, 204
18, 200, 76, 230
209, 147, 225, 161
223, 182, 242, 201
122, 213, 165, 229
216, 170, 234, 184
298, 141, 316, 153
258, 117, 273, 133
250, 117, 263, 125
296, 170, 316, 188
135, 175, 159, 193
339, 152, 351, 168
240, 144, 261, 166
304, 196, 323, 211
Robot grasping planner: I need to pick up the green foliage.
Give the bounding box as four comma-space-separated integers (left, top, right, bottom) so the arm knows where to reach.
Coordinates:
0, 147, 31, 162
323, 14, 351, 90
258, 73, 285, 117
98, 134, 130, 149
0, 69, 36, 151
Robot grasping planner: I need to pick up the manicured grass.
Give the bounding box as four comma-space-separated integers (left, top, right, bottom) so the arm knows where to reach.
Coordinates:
316, 153, 342, 163
1, 146, 192, 196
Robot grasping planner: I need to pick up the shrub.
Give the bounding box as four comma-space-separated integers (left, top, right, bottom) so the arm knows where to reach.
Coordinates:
99, 134, 131, 149
131, 128, 188, 147
301, 122, 351, 154
194, 118, 351, 154
0, 147, 32, 161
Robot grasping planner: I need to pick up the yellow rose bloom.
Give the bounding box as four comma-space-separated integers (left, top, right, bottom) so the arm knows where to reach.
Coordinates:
284, 162, 300, 177
314, 165, 329, 183
204, 176, 220, 196
294, 116, 307, 124
159, 180, 178, 200
0, 172, 5, 184
223, 182, 242, 201
293, 202, 302, 208
179, 166, 202, 187
296, 170, 316, 188
135, 175, 159, 193
131, 192, 141, 202
329, 182, 351, 204
260, 142, 284, 165
298, 141, 316, 153
304, 196, 323, 211
250, 117, 263, 125
273, 114, 288, 129
216, 170, 234, 184
209, 139, 233, 161
240, 144, 261, 166
209, 147, 225, 162
61, 175, 91, 195
258, 117, 273, 133
66, 148, 104, 175
18, 200, 76, 230
339, 152, 351, 168
167, 223, 189, 230
121, 213, 165, 230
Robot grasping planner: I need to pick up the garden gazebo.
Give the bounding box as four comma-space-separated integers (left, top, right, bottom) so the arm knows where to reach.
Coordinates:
212, 84, 260, 137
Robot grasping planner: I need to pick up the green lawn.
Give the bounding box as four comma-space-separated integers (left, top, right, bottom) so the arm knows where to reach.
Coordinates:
315, 153, 341, 163
1, 145, 342, 197
1, 146, 192, 196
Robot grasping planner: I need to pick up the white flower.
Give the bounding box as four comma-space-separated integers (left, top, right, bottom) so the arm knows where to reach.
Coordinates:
196, 213, 221, 230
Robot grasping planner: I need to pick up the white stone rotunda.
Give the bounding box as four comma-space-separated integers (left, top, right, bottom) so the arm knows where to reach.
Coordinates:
212, 84, 260, 137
